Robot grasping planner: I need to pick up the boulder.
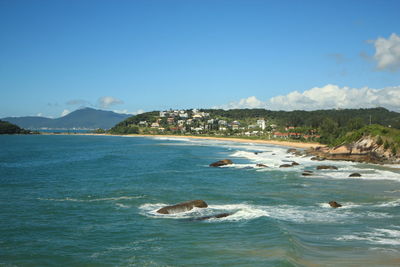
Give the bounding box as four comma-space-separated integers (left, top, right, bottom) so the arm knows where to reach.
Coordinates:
349, 173, 361, 177
209, 159, 233, 167
316, 165, 338, 170
256, 164, 268, 168
291, 161, 300, 166
302, 172, 313, 176
329, 201, 342, 208
279, 164, 293, 168
157, 200, 208, 214
194, 212, 232, 221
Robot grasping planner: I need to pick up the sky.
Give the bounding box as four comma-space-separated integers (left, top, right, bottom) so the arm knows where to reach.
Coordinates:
1, 0, 400, 118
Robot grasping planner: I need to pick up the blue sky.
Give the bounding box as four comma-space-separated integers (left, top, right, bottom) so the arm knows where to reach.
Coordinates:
1, 0, 400, 117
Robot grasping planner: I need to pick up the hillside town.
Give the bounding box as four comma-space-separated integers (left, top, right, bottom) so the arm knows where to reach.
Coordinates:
126, 109, 321, 140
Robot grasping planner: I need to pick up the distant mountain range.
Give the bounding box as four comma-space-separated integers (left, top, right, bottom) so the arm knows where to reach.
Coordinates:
2, 108, 131, 130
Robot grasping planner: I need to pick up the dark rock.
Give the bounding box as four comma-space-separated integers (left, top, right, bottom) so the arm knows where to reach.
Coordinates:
349, 172, 361, 177
311, 156, 325, 161
157, 200, 208, 214
291, 161, 300, 166
316, 165, 338, 170
302, 172, 313, 176
209, 159, 233, 167
329, 201, 342, 208
256, 164, 268, 168
279, 164, 293, 168
194, 212, 232, 221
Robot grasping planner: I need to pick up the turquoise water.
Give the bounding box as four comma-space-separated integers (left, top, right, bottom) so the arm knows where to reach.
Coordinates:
1, 135, 400, 266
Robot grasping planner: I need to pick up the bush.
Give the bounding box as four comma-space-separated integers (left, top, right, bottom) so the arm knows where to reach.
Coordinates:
376, 136, 383, 146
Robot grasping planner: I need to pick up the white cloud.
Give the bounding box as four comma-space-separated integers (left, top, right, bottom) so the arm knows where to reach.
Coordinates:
216, 96, 265, 109
61, 109, 70, 116
371, 33, 400, 71
217, 84, 400, 112
97, 96, 124, 108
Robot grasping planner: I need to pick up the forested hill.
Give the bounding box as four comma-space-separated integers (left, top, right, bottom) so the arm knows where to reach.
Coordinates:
202, 107, 400, 129
0, 120, 31, 134
114, 107, 400, 130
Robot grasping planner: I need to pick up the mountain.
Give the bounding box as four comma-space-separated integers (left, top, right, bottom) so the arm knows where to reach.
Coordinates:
2, 108, 131, 130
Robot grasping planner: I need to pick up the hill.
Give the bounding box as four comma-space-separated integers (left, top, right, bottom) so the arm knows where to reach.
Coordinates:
0, 120, 31, 134
3, 108, 131, 130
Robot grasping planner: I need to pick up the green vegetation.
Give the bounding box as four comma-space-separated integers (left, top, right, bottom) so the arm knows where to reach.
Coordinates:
0, 120, 31, 134
107, 107, 400, 150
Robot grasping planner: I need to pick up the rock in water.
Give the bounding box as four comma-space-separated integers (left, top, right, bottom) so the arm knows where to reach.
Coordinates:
256, 164, 268, 168
317, 165, 338, 170
157, 200, 208, 214
279, 164, 293, 168
194, 213, 233, 221
302, 172, 313, 176
329, 201, 342, 208
291, 161, 300, 166
349, 173, 361, 177
209, 159, 233, 167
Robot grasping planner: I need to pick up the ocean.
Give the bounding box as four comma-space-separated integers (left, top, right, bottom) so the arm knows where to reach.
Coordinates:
1, 135, 400, 266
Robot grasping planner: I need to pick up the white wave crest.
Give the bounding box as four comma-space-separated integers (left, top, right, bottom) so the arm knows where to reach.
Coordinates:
336, 228, 400, 245
138, 202, 385, 223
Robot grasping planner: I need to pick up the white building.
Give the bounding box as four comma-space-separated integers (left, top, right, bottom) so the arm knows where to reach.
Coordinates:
257, 119, 266, 130
151, 122, 160, 128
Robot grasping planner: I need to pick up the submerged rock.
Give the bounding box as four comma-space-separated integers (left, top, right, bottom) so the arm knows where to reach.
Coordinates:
302, 171, 313, 176
329, 201, 342, 208
209, 159, 233, 167
349, 173, 362, 177
316, 165, 338, 170
194, 212, 233, 221
310, 156, 325, 161
157, 200, 208, 214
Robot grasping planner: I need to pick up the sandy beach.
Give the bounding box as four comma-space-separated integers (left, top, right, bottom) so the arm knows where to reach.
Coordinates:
43, 132, 323, 149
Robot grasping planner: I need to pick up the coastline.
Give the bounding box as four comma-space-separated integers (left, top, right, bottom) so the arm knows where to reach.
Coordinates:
39, 132, 323, 149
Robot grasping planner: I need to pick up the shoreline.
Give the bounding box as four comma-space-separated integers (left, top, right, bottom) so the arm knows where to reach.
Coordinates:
39, 132, 323, 149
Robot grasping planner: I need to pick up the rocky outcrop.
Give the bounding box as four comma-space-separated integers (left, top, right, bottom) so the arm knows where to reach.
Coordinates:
157, 200, 208, 214
194, 212, 232, 221
329, 201, 342, 208
349, 173, 361, 177
307, 136, 400, 164
209, 159, 233, 167
316, 165, 338, 170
